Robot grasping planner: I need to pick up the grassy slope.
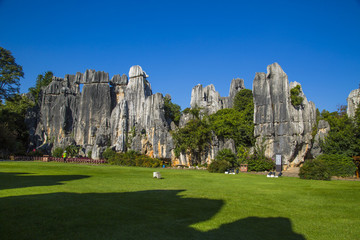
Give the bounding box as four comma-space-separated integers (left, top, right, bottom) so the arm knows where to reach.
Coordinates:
0, 161, 359, 240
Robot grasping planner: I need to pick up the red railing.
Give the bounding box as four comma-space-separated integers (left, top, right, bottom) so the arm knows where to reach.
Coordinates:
12, 156, 107, 164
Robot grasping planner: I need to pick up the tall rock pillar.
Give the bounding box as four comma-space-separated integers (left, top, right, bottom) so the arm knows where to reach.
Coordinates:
253, 63, 316, 167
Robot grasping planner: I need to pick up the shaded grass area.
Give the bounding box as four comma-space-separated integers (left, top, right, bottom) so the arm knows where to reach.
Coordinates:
0, 162, 359, 240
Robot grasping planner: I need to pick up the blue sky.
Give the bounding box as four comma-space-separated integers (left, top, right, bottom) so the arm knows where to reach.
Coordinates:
1, 0, 359, 112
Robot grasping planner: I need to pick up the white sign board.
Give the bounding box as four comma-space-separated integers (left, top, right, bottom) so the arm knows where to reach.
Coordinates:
276, 155, 282, 165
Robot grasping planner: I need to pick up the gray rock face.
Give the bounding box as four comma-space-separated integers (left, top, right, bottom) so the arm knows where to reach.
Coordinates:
253, 63, 316, 166
28, 63, 321, 166
33, 74, 79, 151
347, 89, 360, 118
29, 65, 173, 160
310, 120, 330, 158
190, 78, 245, 115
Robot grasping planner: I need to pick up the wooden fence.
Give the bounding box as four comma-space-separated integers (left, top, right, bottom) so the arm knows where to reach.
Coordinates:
12, 156, 107, 164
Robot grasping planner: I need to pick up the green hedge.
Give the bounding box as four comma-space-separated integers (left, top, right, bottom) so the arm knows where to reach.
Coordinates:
299, 159, 331, 180
316, 154, 356, 177
208, 160, 232, 173
103, 148, 162, 168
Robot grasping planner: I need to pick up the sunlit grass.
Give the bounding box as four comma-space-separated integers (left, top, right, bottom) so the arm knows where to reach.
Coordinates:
0, 161, 359, 240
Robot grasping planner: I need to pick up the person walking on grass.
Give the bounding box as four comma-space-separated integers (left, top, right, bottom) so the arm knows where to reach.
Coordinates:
63, 150, 67, 163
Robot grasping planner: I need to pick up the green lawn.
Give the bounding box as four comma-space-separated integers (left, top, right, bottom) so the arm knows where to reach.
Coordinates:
0, 161, 359, 240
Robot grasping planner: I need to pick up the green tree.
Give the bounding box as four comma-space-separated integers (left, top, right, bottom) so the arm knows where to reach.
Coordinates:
163, 96, 181, 126
171, 118, 211, 164
0, 94, 34, 154
0, 47, 24, 101
319, 109, 359, 157
209, 108, 254, 147
233, 89, 254, 115
28, 71, 53, 104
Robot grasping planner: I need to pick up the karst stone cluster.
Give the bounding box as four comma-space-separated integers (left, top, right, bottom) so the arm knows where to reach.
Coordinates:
27, 63, 359, 167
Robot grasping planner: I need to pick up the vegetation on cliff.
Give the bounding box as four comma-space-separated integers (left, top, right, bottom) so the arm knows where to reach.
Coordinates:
172, 89, 255, 165
290, 85, 304, 107
319, 106, 360, 157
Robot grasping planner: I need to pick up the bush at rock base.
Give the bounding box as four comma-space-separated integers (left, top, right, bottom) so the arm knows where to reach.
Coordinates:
52, 147, 64, 158
207, 160, 232, 173
104, 149, 162, 168
315, 154, 356, 177
299, 159, 331, 181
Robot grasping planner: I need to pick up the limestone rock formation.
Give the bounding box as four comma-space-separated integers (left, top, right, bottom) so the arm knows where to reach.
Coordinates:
177, 78, 244, 165
190, 78, 245, 115
33, 74, 79, 152
28, 63, 324, 166
28, 65, 173, 160
347, 89, 360, 118
253, 63, 316, 166
310, 120, 331, 158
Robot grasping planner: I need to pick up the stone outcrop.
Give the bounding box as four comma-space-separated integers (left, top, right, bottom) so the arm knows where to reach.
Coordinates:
253, 63, 316, 166
310, 120, 330, 158
190, 78, 245, 115
347, 89, 360, 118
29, 65, 173, 159
177, 78, 244, 165
28, 62, 325, 166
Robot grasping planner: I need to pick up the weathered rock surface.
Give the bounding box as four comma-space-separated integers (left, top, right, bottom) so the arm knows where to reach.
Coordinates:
32, 74, 79, 152
253, 63, 316, 166
310, 120, 330, 158
28, 63, 324, 166
29, 65, 173, 160
347, 89, 360, 118
190, 78, 245, 115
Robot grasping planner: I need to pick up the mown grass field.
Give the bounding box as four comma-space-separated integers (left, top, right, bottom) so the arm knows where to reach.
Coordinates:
0, 161, 359, 240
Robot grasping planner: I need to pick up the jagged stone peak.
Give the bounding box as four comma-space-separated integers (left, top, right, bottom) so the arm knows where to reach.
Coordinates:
129, 65, 149, 79
111, 74, 128, 85
83, 69, 109, 83
266, 62, 286, 77
347, 88, 360, 118
229, 78, 245, 99
53, 76, 63, 82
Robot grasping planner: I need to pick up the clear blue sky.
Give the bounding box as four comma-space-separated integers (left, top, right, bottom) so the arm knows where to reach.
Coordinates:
1, 0, 359, 112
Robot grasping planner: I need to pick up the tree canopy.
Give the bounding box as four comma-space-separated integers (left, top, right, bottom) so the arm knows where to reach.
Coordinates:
0, 94, 34, 155
172, 88, 255, 165
319, 107, 360, 157
28, 71, 53, 104
0, 47, 24, 101
163, 96, 181, 126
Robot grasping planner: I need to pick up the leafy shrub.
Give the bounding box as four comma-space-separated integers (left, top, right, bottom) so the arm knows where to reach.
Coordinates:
52, 147, 64, 157
65, 145, 80, 157
87, 150, 92, 159
245, 155, 275, 172
215, 149, 237, 167
106, 150, 162, 168
238, 140, 274, 172
102, 147, 116, 160
316, 154, 356, 177
299, 159, 331, 180
28, 149, 44, 157
237, 145, 250, 164
208, 160, 232, 173
290, 85, 304, 107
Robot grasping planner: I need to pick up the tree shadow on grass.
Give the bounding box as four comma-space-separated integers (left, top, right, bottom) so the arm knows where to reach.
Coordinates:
0, 190, 306, 240
0, 172, 90, 190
